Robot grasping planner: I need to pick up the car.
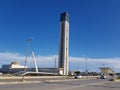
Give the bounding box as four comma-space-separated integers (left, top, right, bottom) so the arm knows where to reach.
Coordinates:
0, 72, 2, 76
100, 75, 106, 79
74, 75, 82, 79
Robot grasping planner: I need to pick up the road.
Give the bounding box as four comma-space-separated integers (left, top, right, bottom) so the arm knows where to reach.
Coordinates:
0, 79, 120, 90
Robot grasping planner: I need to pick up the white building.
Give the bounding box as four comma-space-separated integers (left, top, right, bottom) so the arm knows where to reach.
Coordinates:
99, 67, 115, 75
1, 61, 28, 73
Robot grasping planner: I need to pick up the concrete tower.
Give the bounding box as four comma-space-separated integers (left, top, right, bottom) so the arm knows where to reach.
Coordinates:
58, 12, 69, 75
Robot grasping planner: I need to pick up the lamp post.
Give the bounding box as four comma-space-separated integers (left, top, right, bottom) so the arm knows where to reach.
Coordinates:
22, 38, 32, 81
54, 57, 57, 76
54, 57, 58, 75
69, 61, 71, 71
85, 59, 88, 77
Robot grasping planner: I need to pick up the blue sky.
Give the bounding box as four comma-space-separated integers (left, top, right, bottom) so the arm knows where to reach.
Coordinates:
0, 0, 120, 71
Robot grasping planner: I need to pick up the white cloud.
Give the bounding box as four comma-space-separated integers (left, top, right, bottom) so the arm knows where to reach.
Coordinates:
0, 52, 58, 68
69, 56, 120, 72
0, 52, 25, 64
0, 52, 120, 72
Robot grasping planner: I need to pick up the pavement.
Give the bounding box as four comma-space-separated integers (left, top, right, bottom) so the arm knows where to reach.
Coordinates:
0, 75, 120, 90
0, 78, 120, 90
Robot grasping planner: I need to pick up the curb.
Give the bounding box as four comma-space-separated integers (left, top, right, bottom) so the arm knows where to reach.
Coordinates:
0, 81, 41, 85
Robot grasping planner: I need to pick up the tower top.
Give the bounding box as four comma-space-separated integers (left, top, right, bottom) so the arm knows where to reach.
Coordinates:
60, 12, 69, 22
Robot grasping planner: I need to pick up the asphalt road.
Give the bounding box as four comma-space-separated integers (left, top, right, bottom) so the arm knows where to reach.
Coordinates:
0, 79, 120, 90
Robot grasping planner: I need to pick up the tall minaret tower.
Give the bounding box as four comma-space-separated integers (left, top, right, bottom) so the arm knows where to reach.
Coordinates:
58, 12, 69, 75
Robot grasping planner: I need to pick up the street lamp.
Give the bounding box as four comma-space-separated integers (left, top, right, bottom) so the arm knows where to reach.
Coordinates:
69, 61, 71, 71
85, 59, 88, 76
22, 38, 32, 81
54, 57, 58, 75
54, 58, 57, 75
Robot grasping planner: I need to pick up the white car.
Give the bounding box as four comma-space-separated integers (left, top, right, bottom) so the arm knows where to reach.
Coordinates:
74, 75, 82, 79
100, 75, 106, 79
0, 72, 2, 76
